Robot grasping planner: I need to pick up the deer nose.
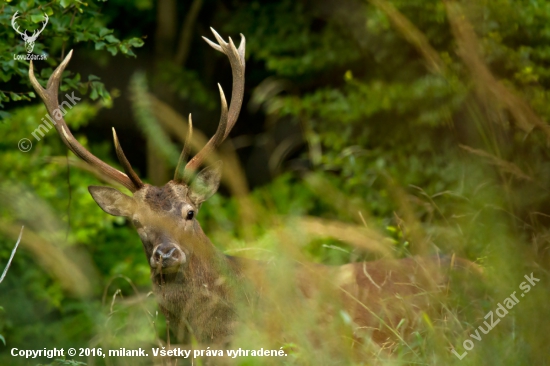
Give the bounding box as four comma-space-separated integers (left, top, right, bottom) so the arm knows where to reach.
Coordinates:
151, 244, 186, 269
154, 247, 176, 261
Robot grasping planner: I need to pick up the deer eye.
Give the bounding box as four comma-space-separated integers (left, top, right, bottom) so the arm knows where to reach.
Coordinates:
132, 218, 142, 228
186, 210, 195, 220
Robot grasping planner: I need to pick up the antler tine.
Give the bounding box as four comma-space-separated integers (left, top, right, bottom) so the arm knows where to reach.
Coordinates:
112, 128, 144, 189
29, 51, 140, 192
174, 114, 194, 182
184, 84, 228, 173
181, 29, 245, 176
205, 28, 246, 140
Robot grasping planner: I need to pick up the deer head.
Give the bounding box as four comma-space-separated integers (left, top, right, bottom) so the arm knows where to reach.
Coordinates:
28, 29, 245, 277
12, 11, 49, 54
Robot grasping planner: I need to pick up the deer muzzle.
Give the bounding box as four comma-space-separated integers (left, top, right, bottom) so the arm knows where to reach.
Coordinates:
150, 243, 186, 271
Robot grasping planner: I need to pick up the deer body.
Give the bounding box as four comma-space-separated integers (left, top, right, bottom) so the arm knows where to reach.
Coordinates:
29, 29, 471, 345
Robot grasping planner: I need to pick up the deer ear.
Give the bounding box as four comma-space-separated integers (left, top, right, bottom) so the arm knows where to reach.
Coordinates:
189, 161, 222, 205
88, 186, 136, 217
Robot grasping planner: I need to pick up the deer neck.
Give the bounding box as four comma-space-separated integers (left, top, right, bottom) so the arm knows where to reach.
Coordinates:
151, 235, 240, 342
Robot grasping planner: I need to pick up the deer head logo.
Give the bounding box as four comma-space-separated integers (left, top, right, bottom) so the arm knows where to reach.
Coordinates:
11, 11, 49, 54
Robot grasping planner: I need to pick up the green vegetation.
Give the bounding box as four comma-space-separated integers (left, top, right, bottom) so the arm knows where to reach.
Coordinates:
1, 0, 550, 364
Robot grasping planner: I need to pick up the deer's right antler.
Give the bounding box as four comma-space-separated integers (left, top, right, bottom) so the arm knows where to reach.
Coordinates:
174, 28, 246, 182
29, 51, 144, 192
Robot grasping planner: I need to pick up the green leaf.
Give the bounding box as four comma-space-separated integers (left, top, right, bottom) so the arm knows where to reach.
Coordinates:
30, 13, 47, 23
106, 45, 118, 56
99, 28, 112, 37
95, 41, 106, 50
90, 87, 99, 100
60, 0, 73, 8
0, 334, 5, 346
88, 75, 100, 81
128, 38, 144, 48
9, 92, 22, 101
105, 35, 120, 44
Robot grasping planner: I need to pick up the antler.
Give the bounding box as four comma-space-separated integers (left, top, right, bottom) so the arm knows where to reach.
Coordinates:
29, 51, 144, 192
174, 28, 246, 182
11, 11, 26, 37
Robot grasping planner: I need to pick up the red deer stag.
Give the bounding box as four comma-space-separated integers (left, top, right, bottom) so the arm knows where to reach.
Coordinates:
29, 29, 475, 345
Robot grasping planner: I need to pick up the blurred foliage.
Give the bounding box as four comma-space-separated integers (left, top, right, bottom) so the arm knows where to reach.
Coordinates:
156, 61, 216, 110
130, 72, 181, 166
0, 0, 550, 365
225, 0, 550, 221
